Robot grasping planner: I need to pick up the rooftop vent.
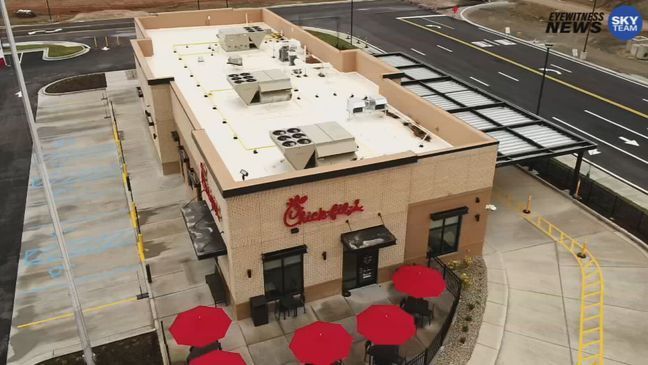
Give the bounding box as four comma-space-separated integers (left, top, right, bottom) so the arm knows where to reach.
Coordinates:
217, 26, 271, 52
347, 96, 388, 114
228, 69, 292, 105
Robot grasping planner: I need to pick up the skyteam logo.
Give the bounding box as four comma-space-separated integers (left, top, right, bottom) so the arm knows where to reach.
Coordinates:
608, 5, 643, 41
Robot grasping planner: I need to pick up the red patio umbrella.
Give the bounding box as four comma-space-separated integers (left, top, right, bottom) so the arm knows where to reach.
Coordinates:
392, 265, 446, 298
357, 305, 416, 345
169, 306, 232, 347
289, 321, 353, 365
190, 350, 246, 365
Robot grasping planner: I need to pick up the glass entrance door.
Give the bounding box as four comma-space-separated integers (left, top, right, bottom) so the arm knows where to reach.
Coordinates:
342, 248, 379, 291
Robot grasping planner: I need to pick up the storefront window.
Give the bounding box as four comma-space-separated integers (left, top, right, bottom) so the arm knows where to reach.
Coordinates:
428, 213, 462, 257
263, 252, 304, 300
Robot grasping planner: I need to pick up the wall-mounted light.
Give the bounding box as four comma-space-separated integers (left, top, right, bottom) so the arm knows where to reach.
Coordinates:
322, 251, 327, 261
475, 214, 480, 222
290, 227, 299, 234
475, 197, 480, 203
247, 269, 252, 278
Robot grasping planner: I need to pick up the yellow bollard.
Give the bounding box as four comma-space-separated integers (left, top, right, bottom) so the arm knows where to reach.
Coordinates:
523, 194, 532, 214
93, 36, 98, 48
574, 178, 582, 198
104, 36, 109, 48
137, 234, 145, 262
116, 36, 120, 46
577, 242, 588, 259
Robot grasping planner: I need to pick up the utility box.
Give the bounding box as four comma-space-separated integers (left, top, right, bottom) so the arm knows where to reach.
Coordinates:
635, 44, 648, 60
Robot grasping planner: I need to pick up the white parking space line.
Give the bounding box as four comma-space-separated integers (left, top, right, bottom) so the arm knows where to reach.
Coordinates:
397, 14, 448, 20
410, 48, 426, 56
550, 63, 573, 73
424, 18, 455, 29
552, 117, 648, 165
436, 45, 453, 53
584, 109, 648, 140
498, 72, 519, 82
470, 77, 490, 87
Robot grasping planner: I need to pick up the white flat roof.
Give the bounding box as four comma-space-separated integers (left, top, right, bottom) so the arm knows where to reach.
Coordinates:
145, 23, 452, 181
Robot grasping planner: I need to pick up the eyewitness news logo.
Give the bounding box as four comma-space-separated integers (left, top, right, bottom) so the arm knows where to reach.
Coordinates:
609, 5, 643, 41
546, 11, 605, 34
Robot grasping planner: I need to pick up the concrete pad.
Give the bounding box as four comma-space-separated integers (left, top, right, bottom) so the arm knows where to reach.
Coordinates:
483, 253, 505, 270
487, 268, 507, 285
487, 282, 508, 305
476, 322, 504, 350
497, 330, 572, 365
248, 336, 297, 365
238, 316, 284, 346
556, 230, 648, 268
467, 343, 498, 365
333, 316, 364, 343
150, 260, 215, 297
231, 345, 256, 365
276, 305, 317, 334
482, 302, 506, 327
345, 284, 393, 314
484, 206, 554, 253
400, 335, 426, 358
310, 295, 354, 322
502, 243, 562, 296
154, 285, 215, 318
505, 289, 569, 346
221, 322, 247, 351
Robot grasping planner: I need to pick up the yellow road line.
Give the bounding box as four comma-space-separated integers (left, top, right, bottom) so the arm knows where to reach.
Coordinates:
17, 297, 138, 329
398, 18, 648, 120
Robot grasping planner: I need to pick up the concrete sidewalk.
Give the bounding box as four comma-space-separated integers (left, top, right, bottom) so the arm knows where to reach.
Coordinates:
8, 86, 154, 364
469, 166, 648, 365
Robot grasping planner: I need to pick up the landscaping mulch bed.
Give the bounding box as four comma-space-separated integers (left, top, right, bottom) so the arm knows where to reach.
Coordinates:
45, 73, 107, 94
435, 256, 488, 365
37, 331, 163, 365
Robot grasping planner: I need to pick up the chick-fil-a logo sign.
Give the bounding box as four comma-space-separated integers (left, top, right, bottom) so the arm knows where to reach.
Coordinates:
283, 195, 364, 228
200, 162, 222, 221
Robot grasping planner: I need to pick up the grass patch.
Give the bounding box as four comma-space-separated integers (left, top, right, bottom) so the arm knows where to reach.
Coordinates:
3, 44, 85, 58
307, 30, 357, 50
45, 73, 107, 94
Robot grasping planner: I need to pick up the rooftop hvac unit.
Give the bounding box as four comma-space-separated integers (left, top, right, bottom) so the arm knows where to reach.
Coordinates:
299, 122, 356, 158
227, 69, 292, 105
218, 26, 270, 52
269, 128, 316, 170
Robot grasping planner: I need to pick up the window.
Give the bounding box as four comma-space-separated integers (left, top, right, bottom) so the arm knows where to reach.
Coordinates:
428, 208, 465, 257
263, 248, 305, 300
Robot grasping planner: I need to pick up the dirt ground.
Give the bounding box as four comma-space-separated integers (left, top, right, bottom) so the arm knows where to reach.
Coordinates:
5, 0, 345, 24
463, 1, 648, 79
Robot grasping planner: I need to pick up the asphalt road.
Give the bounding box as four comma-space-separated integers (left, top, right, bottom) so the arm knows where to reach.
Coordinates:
274, 0, 648, 191
0, 19, 135, 363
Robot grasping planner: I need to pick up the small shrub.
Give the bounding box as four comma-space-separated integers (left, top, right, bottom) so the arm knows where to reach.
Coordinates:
467, 303, 475, 311
465, 315, 473, 322
461, 325, 469, 332
459, 337, 466, 344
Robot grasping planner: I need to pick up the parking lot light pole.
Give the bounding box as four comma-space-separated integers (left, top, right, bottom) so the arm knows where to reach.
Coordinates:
350, 0, 354, 44
0, 1, 95, 364
45, 0, 52, 22
536, 43, 553, 116
581, 0, 598, 60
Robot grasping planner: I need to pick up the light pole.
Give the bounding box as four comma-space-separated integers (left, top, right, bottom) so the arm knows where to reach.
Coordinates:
350, 0, 354, 44
0, 1, 95, 364
197, 0, 200, 10
45, 0, 52, 22
536, 43, 553, 116
581, 0, 598, 60
225, 0, 229, 8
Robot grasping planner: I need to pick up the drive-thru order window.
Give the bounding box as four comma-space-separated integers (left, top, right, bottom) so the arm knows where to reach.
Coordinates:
262, 245, 307, 300
428, 207, 468, 257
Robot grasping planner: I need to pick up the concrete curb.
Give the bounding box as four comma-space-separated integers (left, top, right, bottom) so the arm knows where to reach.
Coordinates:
4, 41, 90, 61
459, 2, 648, 88
40, 72, 107, 96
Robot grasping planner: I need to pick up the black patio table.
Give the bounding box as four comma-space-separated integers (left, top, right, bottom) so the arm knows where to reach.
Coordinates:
401, 297, 433, 326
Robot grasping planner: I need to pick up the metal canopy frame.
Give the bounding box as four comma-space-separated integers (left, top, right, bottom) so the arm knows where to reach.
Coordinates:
377, 53, 596, 167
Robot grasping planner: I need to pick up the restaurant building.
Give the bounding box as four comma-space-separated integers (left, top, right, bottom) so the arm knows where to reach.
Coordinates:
131, 8, 498, 319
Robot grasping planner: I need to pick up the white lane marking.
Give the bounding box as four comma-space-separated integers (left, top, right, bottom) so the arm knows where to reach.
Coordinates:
498, 72, 519, 82
538, 68, 562, 75
643, 98, 648, 103
494, 39, 516, 45
552, 117, 648, 165
619, 136, 639, 146
484, 39, 500, 46
584, 109, 648, 140
436, 45, 453, 53
410, 48, 426, 56
397, 14, 448, 20
15, 91, 23, 98
470, 76, 490, 87
426, 24, 442, 29
588, 149, 601, 156
472, 41, 493, 48
550, 63, 573, 73
424, 19, 455, 29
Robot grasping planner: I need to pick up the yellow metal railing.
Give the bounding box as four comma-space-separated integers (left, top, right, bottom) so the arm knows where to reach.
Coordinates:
494, 191, 605, 365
